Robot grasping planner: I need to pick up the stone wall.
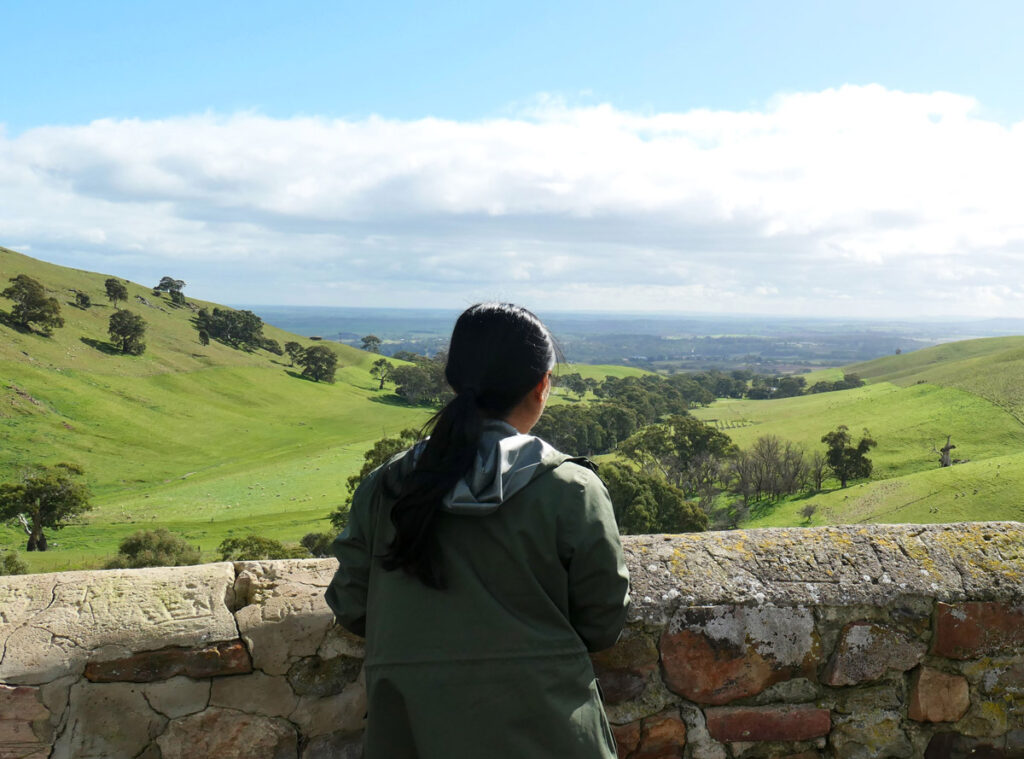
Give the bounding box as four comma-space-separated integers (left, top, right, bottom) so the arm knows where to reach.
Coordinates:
1, 522, 1022, 758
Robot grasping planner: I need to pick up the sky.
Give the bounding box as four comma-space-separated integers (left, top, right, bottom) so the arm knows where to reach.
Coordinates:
3, 1, 1024, 317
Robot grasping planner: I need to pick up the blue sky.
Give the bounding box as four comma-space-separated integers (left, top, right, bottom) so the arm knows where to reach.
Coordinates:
3, 1, 1024, 316
6, 1, 1023, 129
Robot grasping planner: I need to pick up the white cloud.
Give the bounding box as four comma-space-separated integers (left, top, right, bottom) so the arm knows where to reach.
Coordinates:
2, 84, 1024, 316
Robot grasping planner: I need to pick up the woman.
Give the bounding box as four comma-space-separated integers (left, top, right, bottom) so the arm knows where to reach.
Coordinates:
325, 302, 630, 759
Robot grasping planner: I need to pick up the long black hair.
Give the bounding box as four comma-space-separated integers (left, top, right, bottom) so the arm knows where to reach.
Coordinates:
381, 303, 556, 588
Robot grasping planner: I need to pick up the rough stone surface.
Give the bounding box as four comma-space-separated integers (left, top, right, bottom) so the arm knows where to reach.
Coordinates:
156, 707, 297, 759
829, 711, 912, 759
661, 605, 819, 704
908, 667, 970, 723
932, 601, 1024, 659
633, 710, 687, 758
824, 622, 926, 686
591, 631, 660, 705
612, 721, 642, 757
626, 523, 1024, 622
142, 675, 211, 718
2, 523, 1023, 758
0, 687, 48, 723
302, 730, 364, 759
0, 563, 238, 685
704, 705, 830, 743
233, 560, 336, 675
287, 654, 362, 698
290, 683, 367, 738
210, 671, 297, 718
50, 682, 166, 759
84, 640, 251, 682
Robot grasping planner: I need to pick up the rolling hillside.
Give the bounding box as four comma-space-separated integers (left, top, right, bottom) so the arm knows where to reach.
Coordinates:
0, 246, 433, 571
692, 336, 1024, 527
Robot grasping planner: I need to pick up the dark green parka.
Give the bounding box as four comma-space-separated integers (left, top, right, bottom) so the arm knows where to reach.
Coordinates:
326, 420, 631, 759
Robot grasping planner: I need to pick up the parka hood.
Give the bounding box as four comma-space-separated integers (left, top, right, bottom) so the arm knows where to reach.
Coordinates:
377, 420, 588, 516
441, 420, 567, 515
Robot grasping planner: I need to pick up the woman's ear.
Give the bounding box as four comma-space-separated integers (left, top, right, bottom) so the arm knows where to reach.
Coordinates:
538, 371, 552, 402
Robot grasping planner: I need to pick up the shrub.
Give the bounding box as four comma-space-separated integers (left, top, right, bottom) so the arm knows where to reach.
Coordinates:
0, 551, 29, 576
106, 528, 201, 568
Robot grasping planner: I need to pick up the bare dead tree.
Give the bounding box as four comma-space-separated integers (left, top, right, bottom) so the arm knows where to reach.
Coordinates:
933, 435, 956, 467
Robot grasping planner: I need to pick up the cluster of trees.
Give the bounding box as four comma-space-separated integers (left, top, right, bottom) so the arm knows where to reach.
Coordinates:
736, 372, 865, 400
372, 352, 453, 405
283, 340, 339, 383
195, 307, 266, 349
1, 273, 151, 356
153, 276, 187, 305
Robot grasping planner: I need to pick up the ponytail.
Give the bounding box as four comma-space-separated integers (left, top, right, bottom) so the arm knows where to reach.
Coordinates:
380, 303, 555, 589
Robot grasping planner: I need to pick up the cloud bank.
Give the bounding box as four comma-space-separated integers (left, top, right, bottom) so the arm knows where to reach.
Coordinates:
2, 85, 1023, 316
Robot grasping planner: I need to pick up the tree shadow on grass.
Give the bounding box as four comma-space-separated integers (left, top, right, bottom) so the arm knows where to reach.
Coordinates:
285, 370, 320, 383
0, 310, 30, 333
80, 336, 120, 355
367, 393, 437, 410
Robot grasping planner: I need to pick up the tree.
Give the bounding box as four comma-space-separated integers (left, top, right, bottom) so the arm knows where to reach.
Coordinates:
259, 337, 284, 355
298, 344, 338, 383
284, 341, 305, 366
369, 358, 394, 390
105, 278, 128, 309
1, 275, 64, 334
558, 372, 588, 400
198, 329, 210, 346
0, 463, 93, 551
328, 428, 421, 530
105, 529, 201, 568
936, 435, 956, 467
108, 310, 147, 355
808, 450, 828, 492
821, 425, 877, 488
599, 462, 707, 534
800, 504, 818, 524
618, 414, 734, 490
195, 307, 264, 349
1, 551, 28, 576
75, 292, 91, 309
154, 276, 186, 294
361, 334, 382, 353
218, 534, 303, 561
391, 355, 452, 405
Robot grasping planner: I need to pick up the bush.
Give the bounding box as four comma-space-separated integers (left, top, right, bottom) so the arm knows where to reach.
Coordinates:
1, 551, 29, 575
218, 534, 307, 561
105, 528, 201, 569
301, 532, 334, 558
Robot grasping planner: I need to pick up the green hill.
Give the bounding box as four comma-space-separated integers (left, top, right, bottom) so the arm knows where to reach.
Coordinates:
847, 336, 1024, 422
0, 246, 432, 571
693, 335, 1024, 527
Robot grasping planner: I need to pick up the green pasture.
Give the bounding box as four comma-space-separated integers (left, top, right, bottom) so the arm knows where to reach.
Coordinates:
1, 246, 648, 571
745, 451, 1024, 528
692, 382, 1024, 482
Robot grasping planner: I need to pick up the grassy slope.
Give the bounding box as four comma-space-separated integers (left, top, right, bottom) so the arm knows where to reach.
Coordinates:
848, 336, 1024, 421
1, 247, 642, 571
0, 246, 432, 571
692, 335, 1024, 527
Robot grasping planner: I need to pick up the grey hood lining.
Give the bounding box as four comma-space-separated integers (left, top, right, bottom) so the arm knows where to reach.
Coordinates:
441, 420, 563, 515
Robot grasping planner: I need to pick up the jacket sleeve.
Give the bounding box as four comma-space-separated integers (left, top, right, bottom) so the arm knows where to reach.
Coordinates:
324, 467, 383, 638
559, 466, 631, 652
